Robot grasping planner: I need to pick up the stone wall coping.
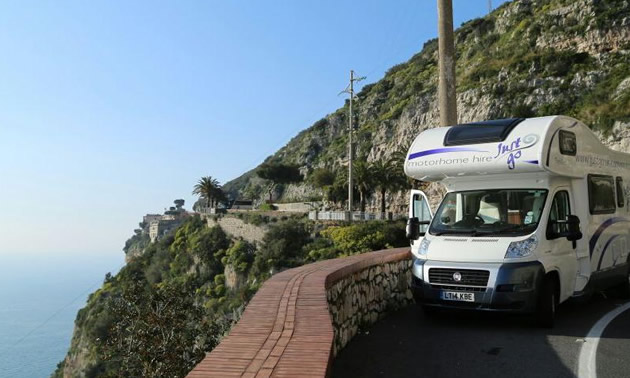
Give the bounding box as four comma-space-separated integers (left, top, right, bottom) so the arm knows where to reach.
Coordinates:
187, 247, 410, 378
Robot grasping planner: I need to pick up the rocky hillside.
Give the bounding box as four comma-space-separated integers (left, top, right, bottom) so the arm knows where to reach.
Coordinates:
224, 0, 630, 211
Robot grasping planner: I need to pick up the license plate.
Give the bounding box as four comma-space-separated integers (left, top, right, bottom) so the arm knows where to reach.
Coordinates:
440, 291, 474, 302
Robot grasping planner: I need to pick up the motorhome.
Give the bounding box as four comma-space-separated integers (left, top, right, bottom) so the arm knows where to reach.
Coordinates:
404, 116, 630, 326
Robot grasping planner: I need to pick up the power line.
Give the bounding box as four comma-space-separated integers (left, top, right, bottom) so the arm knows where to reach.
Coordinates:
339, 71, 365, 216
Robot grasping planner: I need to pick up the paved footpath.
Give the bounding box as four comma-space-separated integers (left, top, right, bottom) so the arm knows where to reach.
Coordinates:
332, 295, 630, 378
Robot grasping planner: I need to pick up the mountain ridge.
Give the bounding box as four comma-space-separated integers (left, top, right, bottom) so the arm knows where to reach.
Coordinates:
223, 0, 630, 211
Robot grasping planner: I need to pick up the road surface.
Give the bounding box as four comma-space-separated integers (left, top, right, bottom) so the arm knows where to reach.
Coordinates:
332, 295, 630, 378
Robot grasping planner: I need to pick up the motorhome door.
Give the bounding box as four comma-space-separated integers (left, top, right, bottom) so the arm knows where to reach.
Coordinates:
546, 188, 579, 300
409, 189, 433, 248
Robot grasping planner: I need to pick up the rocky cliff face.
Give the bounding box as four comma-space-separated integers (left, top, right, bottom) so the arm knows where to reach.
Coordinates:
223, 0, 630, 211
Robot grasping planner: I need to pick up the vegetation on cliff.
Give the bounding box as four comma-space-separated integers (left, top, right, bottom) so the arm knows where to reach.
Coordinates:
54, 217, 242, 377
55, 215, 407, 377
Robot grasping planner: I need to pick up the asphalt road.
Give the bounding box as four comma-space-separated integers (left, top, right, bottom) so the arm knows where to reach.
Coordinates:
332, 295, 630, 378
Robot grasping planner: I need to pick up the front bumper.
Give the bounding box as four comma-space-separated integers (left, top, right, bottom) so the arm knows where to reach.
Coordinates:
411, 258, 544, 313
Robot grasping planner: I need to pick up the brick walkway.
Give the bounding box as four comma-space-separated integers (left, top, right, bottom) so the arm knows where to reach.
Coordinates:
187, 247, 410, 378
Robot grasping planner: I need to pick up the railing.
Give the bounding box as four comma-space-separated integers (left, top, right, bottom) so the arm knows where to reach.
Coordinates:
308, 211, 406, 222
186, 248, 412, 378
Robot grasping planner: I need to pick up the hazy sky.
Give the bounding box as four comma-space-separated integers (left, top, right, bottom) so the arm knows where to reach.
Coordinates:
0, 1, 507, 256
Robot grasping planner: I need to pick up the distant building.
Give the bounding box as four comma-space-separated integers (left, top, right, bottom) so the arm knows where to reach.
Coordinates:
161, 213, 177, 221
145, 200, 190, 242
143, 214, 162, 228
149, 219, 182, 242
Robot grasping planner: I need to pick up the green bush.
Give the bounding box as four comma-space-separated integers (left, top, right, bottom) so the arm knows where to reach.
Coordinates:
258, 203, 276, 211
239, 213, 271, 226
224, 241, 255, 273
319, 221, 407, 256
305, 238, 340, 261
252, 219, 312, 277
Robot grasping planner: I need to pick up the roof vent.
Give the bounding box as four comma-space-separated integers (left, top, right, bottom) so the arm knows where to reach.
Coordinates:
444, 118, 525, 146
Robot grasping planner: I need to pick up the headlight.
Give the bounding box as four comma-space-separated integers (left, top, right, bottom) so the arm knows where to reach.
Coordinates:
505, 235, 538, 259
418, 238, 431, 256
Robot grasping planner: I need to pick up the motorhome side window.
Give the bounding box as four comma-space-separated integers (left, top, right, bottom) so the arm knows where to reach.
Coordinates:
413, 194, 431, 233
588, 174, 616, 214
558, 130, 577, 156
548, 191, 571, 235
616, 177, 625, 208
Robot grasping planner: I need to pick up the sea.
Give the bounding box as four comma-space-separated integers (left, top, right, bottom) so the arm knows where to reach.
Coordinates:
0, 252, 124, 378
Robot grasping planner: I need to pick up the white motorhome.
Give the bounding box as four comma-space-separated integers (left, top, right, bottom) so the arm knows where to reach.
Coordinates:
404, 116, 630, 326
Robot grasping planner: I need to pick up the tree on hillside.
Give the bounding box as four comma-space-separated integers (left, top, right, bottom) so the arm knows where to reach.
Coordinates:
174, 199, 185, 210
192, 176, 225, 210
353, 160, 374, 212
308, 168, 335, 205
256, 163, 302, 202
326, 170, 349, 207
309, 168, 335, 189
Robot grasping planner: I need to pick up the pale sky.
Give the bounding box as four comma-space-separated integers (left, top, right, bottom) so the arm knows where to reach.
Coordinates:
0, 1, 507, 257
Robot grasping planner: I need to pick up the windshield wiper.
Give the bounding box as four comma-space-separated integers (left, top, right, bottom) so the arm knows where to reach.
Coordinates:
474, 224, 532, 236
498, 224, 524, 232
431, 230, 473, 236
468, 230, 496, 236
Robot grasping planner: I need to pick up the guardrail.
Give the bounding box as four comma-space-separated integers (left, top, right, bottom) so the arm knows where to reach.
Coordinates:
187, 248, 412, 377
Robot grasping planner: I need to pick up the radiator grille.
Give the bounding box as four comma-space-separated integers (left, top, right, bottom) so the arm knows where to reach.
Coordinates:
431, 284, 486, 292
428, 268, 490, 287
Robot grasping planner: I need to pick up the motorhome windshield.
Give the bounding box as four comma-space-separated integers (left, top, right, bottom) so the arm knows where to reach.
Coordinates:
429, 189, 548, 237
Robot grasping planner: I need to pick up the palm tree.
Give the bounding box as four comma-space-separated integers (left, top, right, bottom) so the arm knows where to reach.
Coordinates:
192, 176, 221, 210
370, 160, 392, 214
371, 158, 409, 214
390, 142, 425, 191
353, 160, 374, 212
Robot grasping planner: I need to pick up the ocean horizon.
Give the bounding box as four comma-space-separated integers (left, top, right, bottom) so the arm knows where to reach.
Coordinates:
0, 252, 124, 378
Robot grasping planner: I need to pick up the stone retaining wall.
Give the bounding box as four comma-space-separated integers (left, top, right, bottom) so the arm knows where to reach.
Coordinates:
327, 259, 413, 355
273, 202, 320, 212
206, 216, 267, 244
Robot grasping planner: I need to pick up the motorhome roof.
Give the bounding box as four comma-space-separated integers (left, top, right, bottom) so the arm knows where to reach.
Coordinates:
404, 116, 630, 182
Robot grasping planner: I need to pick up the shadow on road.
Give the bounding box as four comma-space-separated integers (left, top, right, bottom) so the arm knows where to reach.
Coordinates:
332, 295, 628, 378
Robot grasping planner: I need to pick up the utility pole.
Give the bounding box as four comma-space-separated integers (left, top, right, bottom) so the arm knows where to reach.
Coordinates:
488, 0, 492, 13
340, 70, 365, 218
437, 0, 458, 126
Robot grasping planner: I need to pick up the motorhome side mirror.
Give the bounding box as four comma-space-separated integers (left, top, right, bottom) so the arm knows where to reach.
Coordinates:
406, 217, 420, 240
547, 215, 582, 241
566, 215, 583, 241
